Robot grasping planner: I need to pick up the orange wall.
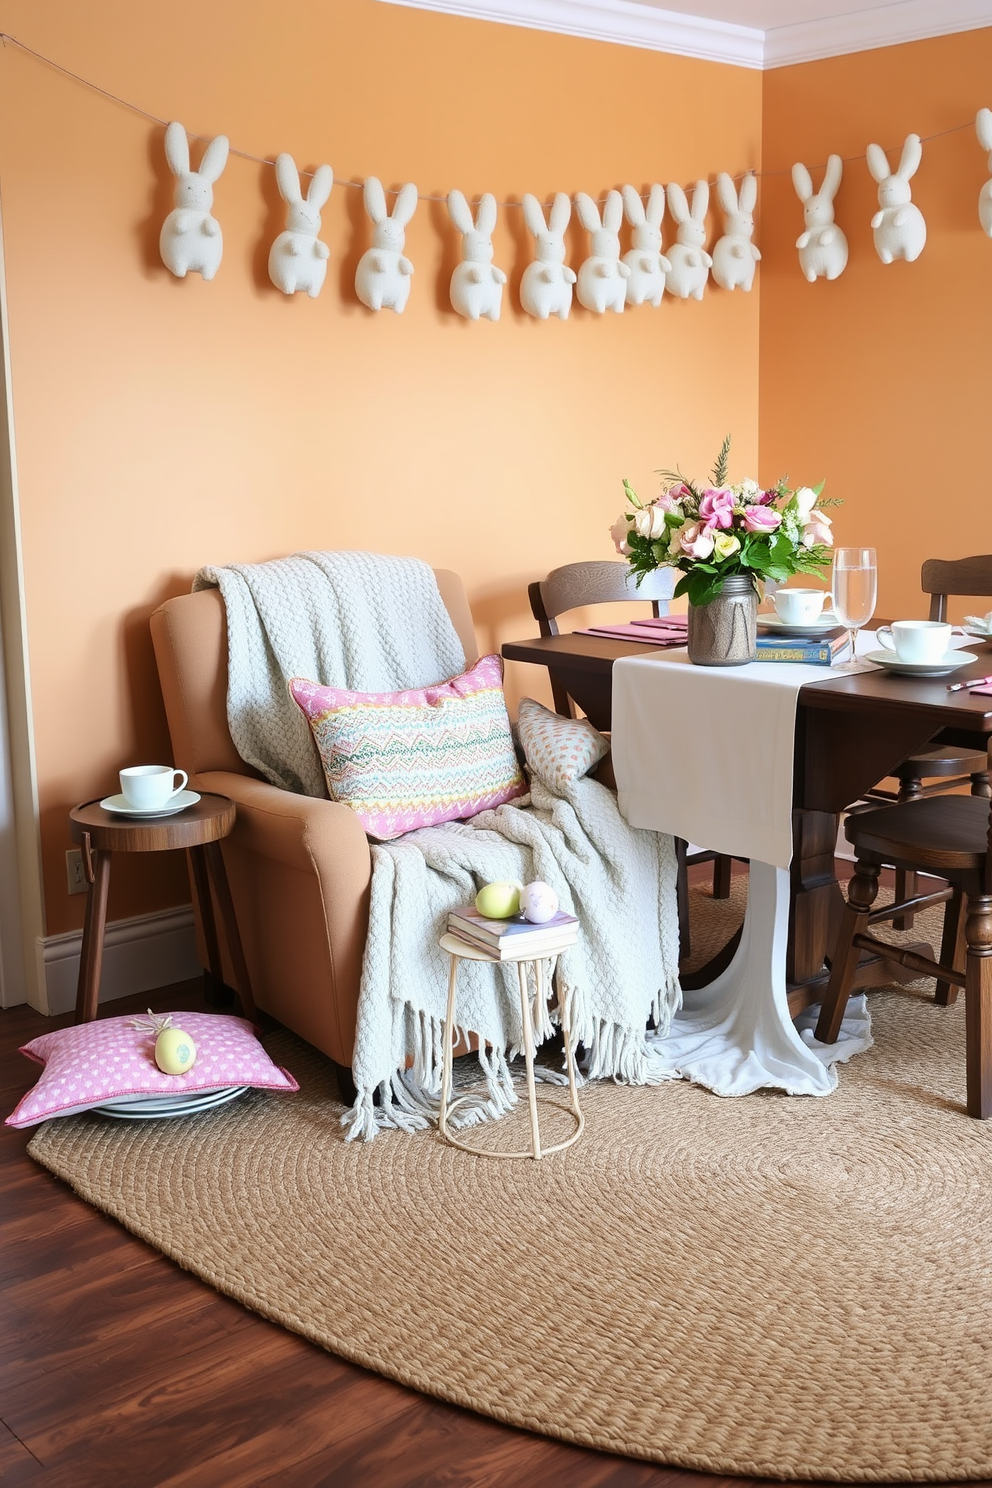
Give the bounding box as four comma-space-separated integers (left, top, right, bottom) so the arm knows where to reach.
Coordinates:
0, 0, 761, 935
759, 29, 992, 621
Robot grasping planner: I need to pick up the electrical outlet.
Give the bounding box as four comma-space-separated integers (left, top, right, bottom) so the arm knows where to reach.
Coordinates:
66, 848, 87, 896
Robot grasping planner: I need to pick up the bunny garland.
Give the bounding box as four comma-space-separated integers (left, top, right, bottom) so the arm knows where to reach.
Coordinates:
447, 191, 507, 321
792, 155, 848, 282
268, 154, 333, 297
867, 134, 926, 264
159, 121, 229, 280
621, 185, 670, 307
665, 182, 712, 300
520, 194, 576, 320
711, 172, 760, 292
976, 110, 992, 237
574, 190, 629, 314
355, 178, 418, 313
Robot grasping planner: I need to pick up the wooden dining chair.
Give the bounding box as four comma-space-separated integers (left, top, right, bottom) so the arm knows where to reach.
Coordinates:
815, 792, 992, 1117
527, 561, 734, 954
861, 556, 992, 928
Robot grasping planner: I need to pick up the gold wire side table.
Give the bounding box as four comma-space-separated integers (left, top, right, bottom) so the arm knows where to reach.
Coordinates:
437, 931, 584, 1161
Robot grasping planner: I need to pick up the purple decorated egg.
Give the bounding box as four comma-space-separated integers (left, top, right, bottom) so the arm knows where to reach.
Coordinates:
519, 881, 559, 924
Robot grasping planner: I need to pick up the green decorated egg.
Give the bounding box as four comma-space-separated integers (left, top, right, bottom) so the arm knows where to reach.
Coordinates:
475, 881, 523, 919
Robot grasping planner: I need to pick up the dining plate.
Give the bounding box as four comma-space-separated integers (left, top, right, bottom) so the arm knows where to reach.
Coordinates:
758, 611, 839, 633
99, 790, 201, 817
862, 649, 978, 677
94, 1086, 249, 1119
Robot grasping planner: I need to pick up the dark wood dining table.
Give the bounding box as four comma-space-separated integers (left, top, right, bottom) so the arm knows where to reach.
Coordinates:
502, 630, 992, 1014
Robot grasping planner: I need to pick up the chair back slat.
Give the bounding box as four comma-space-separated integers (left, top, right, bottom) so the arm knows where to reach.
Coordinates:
921, 556, 992, 622
533, 561, 674, 636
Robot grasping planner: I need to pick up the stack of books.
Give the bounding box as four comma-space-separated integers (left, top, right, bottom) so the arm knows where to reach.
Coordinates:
577, 615, 688, 647
446, 905, 579, 960
754, 627, 853, 667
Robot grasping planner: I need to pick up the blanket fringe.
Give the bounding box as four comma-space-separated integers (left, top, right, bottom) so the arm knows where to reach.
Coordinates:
343, 972, 683, 1139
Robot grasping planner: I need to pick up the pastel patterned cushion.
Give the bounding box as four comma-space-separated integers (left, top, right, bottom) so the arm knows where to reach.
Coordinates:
517, 696, 609, 792
6, 1012, 299, 1129
289, 653, 528, 842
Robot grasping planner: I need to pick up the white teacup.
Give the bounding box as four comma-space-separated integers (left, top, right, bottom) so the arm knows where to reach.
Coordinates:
120, 764, 188, 810
875, 620, 952, 665
772, 588, 833, 625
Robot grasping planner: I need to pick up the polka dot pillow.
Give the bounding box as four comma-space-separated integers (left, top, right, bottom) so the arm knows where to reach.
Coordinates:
6, 1011, 299, 1129
516, 697, 609, 792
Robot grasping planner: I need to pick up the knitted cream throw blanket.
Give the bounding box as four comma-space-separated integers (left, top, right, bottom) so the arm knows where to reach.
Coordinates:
195, 552, 682, 1139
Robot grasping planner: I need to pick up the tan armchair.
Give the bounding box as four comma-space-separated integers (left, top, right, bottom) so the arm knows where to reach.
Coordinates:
150, 570, 479, 1091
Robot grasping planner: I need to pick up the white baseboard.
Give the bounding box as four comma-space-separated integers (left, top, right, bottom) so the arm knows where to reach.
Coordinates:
38, 905, 201, 1017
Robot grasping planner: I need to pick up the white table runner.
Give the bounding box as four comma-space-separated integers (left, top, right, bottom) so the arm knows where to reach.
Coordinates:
611, 634, 882, 1099
612, 640, 877, 870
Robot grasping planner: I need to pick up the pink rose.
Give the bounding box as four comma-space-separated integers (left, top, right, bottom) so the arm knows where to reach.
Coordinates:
677, 521, 716, 560
697, 488, 735, 530
801, 513, 833, 548
743, 505, 782, 534
666, 483, 692, 502
656, 491, 682, 513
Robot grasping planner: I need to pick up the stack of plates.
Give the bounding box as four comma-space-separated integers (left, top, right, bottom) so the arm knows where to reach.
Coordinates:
93, 1086, 249, 1120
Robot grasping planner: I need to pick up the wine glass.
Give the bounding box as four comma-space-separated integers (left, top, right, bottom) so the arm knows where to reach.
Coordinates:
832, 548, 878, 658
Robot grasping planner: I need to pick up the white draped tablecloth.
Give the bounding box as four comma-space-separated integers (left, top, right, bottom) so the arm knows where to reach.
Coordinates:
611, 638, 880, 1099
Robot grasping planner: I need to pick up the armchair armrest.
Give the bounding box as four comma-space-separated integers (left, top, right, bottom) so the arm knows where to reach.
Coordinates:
196, 771, 371, 888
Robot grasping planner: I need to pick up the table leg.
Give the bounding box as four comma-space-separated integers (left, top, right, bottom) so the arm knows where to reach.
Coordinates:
187, 844, 229, 1006
518, 962, 542, 1160
788, 809, 843, 987
199, 841, 258, 1023
74, 842, 111, 1023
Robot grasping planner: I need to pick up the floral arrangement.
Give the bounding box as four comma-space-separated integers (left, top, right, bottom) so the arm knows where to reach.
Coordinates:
611, 436, 837, 608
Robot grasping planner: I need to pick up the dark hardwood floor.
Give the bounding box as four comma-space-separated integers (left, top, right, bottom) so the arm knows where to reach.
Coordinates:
1, 868, 970, 1487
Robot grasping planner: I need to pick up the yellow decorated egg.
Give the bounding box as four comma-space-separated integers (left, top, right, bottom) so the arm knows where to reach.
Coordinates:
155, 1026, 197, 1075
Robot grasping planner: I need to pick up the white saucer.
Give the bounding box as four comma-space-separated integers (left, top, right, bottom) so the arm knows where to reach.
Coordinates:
863, 649, 978, 677
100, 790, 201, 817
962, 629, 992, 648
94, 1086, 249, 1119
758, 611, 839, 632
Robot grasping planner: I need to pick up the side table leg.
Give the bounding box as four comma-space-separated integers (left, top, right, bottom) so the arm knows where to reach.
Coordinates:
200, 841, 257, 1023
75, 844, 111, 1023
439, 954, 459, 1143
518, 961, 542, 1160
187, 844, 230, 1006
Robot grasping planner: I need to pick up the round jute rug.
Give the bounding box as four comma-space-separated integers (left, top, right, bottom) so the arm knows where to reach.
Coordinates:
27, 890, 992, 1482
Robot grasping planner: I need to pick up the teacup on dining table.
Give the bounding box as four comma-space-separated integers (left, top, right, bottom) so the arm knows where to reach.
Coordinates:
119, 764, 188, 811
875, 620, 952, 665
772, 588, 832, 625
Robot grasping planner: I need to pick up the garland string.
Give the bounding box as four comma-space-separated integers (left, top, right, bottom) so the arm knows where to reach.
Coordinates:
0, 29, 980, 207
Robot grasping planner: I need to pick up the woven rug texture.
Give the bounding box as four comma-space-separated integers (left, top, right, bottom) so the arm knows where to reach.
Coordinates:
28, 886, 992, 1482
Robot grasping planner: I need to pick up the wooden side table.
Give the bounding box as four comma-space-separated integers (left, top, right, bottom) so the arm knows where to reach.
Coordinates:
69, 793, 256, 1025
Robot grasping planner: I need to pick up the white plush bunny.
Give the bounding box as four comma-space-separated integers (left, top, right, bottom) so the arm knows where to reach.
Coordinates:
976, 109, 992, 237
711, 172, 760, 292
159, 121, 229, 281
268, 154, 333, 298
447, 191, 507, 321
355, 178, 418, 313
620, 184, 671, 307
867, 135, 926, 264
792, 154, 848, 282
664, 181, 712, 301
520, 194, 576, 320
574, 191, 629, 315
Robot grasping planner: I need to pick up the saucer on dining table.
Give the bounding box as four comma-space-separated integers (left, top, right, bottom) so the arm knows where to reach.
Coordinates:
758, 610, 839, 633
99, 790, 201, 817
862, 649, 978, 678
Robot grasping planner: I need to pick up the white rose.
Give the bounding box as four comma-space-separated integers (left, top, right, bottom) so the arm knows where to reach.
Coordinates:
794, 486, 818, 521
609, 517, 631, 555
633, 505, 667, 541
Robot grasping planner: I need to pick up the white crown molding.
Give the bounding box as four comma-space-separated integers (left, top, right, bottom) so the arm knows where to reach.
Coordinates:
374, 0, 765, 67
373, 0, 992, 68
764, 0, 992, 68
39, 905, 200, 1017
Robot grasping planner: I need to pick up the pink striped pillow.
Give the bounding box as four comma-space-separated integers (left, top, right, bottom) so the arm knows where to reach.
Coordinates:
289, 654, 527, 841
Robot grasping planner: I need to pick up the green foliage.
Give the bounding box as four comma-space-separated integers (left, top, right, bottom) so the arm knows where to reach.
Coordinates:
711, 433, 732, 487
